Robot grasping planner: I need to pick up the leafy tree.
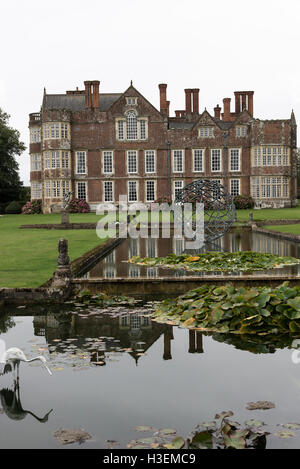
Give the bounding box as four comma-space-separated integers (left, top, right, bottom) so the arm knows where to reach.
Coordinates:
0, 108, 26, 205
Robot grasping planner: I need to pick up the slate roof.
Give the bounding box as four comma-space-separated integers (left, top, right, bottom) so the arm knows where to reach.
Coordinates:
43, 93, 122, 112
168, 121, 195, 130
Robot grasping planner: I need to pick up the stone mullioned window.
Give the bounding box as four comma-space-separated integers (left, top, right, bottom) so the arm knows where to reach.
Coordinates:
116, 111, 148, 141
43, 122, 70, 140
252, 146, 290, 167
44, 151, 70, 169
44, 180, 70, 198
251, 176, 289, 199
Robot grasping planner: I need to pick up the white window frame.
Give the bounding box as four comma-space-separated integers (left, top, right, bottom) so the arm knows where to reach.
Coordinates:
116, 115, 148, 141
145, 180, 156, 202
173, 180, 184, 200
44, 152, 50, 169
44, 180, 51, 198
30, 127, 41, 143
145, 150, 156, 174
199, 127, 214, 138
103, 181, 114, 202
127, 150, 138, 174
229, 149, 241, 172
211, 149, 222, 172
31, 182, 42, 199
61, 151, 69, 169
76, 151, 87, 175
77, 181, 87, 200
236, 126, 246, 137
230, 179, 240, 196
102, 151, 114, 174
193, 149, 204, 172
172, 150, 184, 173
128, 180, 138, 202
31, 154, 41, 171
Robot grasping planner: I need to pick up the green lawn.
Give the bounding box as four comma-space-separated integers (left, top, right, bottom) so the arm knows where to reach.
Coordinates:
0, 214, 107, 288
235, 204, 300, 222
265, 224, 300, 235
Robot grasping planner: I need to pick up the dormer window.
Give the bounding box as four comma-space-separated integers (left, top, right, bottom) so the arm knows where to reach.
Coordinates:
199, 127, 214, 138
236, 126, 246, 137
126, 97, 137, 106
116, 111, 148, 141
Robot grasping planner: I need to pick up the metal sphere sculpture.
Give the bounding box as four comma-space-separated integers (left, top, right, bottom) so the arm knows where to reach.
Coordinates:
174, 179, 236, 243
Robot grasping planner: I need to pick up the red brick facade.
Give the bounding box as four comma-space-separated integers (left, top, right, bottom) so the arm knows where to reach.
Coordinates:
29, 81, 297, 212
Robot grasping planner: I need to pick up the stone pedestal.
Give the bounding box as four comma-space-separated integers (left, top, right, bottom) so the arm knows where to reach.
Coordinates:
48, 238, 72, 299
61, 211, 70, 224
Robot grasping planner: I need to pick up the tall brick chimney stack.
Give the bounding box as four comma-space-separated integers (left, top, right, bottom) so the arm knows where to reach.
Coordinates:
84, 81, 92, 108
214, 105, 221, 120
192, 89, 200, 114
248, 91, 254, 117
185, 89, 192, 114
234, 91, 254, 116
159, 84, 168, 115
222, 98, 231, 121
92, 80, 100, 108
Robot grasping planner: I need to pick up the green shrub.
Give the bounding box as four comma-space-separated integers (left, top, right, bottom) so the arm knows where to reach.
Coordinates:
5, 200, 23, 214
234, 195, 254, 209
22, 199, 42, 214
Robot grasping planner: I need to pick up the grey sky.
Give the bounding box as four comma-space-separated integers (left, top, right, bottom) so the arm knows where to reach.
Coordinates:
2, 0, 299, 186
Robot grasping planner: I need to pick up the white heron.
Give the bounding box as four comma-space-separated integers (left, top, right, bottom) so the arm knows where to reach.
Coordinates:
0, 347, 52, 382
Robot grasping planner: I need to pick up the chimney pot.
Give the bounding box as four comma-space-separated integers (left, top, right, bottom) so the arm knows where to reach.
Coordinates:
185, 89, 192, 114
192, 88, 200, 114
159, 83, 168, 115
214, 105, 221, 120
222, 98, 231, 121
84, 81, 92, 108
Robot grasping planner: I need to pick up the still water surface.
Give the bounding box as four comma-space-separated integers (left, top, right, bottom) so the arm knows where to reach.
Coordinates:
1, 309, 300, 449
2, 230, 300, 449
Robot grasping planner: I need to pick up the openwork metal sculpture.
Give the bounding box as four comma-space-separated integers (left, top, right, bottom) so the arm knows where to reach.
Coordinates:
174, 179, 235, 244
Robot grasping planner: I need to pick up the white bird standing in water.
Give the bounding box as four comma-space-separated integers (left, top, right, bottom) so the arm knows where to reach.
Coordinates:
0, 347, 52, 382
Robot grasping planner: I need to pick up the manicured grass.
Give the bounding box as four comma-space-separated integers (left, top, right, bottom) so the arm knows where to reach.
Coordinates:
235, 204, 300, 222
0, 214, 107, 288
265, 224, 300, 235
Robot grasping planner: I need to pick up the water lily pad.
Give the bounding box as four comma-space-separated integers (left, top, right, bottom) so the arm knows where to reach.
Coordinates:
281, 423, 300, 430
54, 429, 92, 445
164, 436, 185, 449
274, 431, 296, 439
134, 426, 157, 432
159, 428, 177, 436
245, 419, 265, 427
246, 401, 275, 410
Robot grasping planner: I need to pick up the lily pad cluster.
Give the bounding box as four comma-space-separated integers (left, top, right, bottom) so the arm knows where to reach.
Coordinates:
74, 290, 138, 307
126, 412, 269, 450
152, 282, 300, 334
128, 251, 299, 273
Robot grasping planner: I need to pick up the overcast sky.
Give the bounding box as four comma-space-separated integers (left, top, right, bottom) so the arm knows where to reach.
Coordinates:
2, 0, 300, 186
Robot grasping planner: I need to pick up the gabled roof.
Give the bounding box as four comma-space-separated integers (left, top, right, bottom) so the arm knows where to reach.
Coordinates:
108, 84, 162, 117
42, 93, 122, 112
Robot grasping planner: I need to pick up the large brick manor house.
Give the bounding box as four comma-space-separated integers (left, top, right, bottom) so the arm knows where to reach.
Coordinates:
29, 80, 297, 212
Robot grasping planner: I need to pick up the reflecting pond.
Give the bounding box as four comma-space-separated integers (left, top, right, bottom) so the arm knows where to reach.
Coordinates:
2, 229, 300, 449
78, 229, 300, 279
2, 306, 300, 449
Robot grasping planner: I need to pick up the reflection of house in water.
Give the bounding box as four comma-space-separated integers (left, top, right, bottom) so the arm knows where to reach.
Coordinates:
33, 312, 169, 365
32, 314, 205, 364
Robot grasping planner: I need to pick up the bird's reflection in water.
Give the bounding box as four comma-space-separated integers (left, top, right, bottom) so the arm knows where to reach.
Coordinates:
0, 382, 53, 423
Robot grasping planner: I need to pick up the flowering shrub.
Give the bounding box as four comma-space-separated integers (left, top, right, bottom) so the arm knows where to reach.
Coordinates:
154, 196, 172, 205
68, 198, 90, 213
233, 195, 254, 209
21, 199, 42, 214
